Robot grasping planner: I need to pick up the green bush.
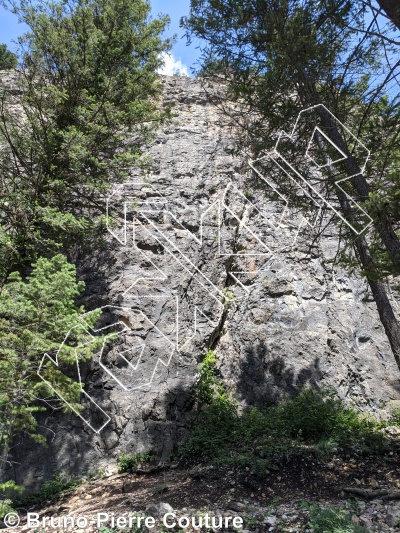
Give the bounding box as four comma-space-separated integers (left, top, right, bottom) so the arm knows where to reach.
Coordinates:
117, 452, 155, 473
195, 349, 226, 404
305, 503, 368, 532
179, 366, 389, 477
388, 401, 400, 425
179, 397, 239, 461
0, 481, 24, 519
275, 388, 386, 451
14, 472, 82, 507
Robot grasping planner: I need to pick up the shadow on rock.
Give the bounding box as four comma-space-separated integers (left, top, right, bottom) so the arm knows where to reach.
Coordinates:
236, 341, 323, 406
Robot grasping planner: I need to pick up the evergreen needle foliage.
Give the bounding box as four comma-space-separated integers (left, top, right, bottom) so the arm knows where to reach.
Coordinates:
0, 0, 173, 490
0, 0, 172, 279
0, 480, 24, 519
0, 254, 109, 476
0, 45, 18, 70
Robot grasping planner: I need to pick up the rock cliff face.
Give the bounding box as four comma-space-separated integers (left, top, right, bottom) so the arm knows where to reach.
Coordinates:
4, 75, 400, 488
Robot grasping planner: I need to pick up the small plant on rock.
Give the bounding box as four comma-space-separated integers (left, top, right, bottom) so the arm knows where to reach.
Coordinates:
14, 472, 83, 507
306, 503, 368, 533
117, 452, 155, 473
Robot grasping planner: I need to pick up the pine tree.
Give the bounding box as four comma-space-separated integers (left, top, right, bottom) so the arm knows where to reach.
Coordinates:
375, 0, 400, 30
0, 0, 172, 278
0, 254, 106, 478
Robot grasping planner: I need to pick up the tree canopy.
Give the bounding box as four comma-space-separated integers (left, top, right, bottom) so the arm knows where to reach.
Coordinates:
0, 44, 18, 70
0, 0, 172, 279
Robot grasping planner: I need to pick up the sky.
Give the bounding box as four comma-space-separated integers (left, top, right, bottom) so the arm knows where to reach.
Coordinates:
150, 0, 202, 75
0, 0, 202, 76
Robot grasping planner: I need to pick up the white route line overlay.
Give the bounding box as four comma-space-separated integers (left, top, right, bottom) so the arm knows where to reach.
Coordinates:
38, 104, 375, 434
250, 103, 373, 237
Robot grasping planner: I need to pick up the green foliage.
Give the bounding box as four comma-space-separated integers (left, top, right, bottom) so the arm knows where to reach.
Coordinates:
0, 480, 24, 519
0, 254, 109, 468
344, 93, 400, 279
14, 472, 83, 507
179, 395, 239, 462
274, 388, 385, 445
388, 401, 400, 425
0, 0, 172, 278
304, 502, 367, 532
222, 287, 235, 308
0, 499, 14, 519
117, 452, 155, 473
182, 0, 380, 142
0, 44, 18, 70
195, 349, 226, 404
179, 386, 388, 478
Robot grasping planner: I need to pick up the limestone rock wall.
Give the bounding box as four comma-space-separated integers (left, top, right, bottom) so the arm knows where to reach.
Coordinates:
3, 75, 400, 488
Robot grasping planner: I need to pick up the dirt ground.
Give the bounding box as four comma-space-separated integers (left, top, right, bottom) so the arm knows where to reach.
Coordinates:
5, 440, 400, 532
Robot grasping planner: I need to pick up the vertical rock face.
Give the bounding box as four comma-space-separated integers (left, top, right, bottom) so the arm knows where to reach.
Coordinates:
4, 75, 400, 487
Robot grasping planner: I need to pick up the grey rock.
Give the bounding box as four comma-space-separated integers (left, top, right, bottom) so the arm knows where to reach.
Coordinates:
265, 515, 277, 526
227, 501, 247, 512
145, 502, 174, 518
359, 516, 372, 528
2, 74, 400, 488
189, 465, 211, 479
386, 504, 400, 527
385, 426, 400, 436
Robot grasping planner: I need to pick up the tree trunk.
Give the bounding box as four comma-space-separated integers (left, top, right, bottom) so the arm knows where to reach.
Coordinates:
336, 187, 400, 371
299, 72, 400, 271
0, 415, 14, 482
316, 105, 400, 269
312, 129, 400, 371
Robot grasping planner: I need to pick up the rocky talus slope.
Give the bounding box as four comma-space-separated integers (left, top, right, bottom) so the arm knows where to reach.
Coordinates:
2, 74, 400, 488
